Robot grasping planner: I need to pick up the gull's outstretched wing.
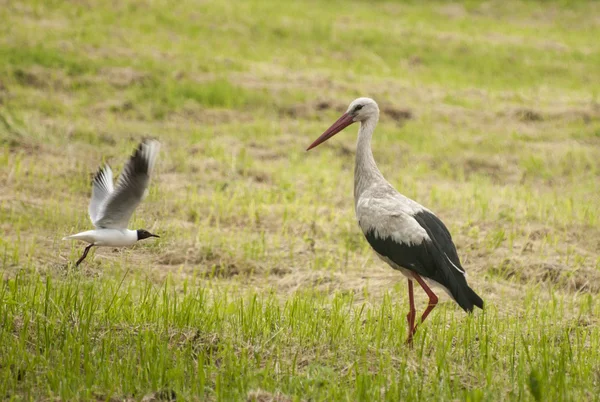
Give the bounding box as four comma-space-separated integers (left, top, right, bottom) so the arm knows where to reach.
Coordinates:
89, 165, 114, 227
94, 139, 160, 229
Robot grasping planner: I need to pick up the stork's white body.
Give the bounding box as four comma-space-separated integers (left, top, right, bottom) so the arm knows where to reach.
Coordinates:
353, 114, 429, 249
353, 112, 456, 296
63, 229, 138, 247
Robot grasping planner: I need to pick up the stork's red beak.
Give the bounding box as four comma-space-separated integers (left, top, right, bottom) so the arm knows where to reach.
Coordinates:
306, 113, 355, 151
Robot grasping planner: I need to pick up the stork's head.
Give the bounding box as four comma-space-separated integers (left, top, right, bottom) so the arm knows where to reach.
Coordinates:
307, 97, 379, 151
346, 97, 379, 122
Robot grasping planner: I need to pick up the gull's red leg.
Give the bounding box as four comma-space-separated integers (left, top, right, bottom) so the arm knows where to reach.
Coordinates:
406, 279, 416, 344
75, 244, 94, 267
412, 273, 439, 324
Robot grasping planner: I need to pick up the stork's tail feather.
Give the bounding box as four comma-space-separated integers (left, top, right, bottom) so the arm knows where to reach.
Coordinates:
455, 284, 484, 312
434, 250, 484, 313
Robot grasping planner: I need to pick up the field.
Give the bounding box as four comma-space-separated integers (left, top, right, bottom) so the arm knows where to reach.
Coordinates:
1, 0, 600, 400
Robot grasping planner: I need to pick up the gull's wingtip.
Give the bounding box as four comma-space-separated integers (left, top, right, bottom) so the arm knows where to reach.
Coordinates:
141, 137, 161, 148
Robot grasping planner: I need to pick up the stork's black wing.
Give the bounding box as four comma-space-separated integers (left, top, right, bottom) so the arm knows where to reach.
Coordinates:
363, 210, 483, 312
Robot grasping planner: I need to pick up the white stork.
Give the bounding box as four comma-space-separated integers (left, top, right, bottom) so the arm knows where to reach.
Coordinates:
307, 97, 483, 343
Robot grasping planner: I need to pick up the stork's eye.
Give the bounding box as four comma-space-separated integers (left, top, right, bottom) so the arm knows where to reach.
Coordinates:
354, 105, 364, 112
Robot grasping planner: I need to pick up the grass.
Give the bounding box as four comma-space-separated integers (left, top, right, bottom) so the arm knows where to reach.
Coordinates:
1, 0, 600, 400
2, 274, 599, 401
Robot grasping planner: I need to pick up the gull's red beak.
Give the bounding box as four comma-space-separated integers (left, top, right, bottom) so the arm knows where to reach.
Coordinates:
306, 113, 355, 151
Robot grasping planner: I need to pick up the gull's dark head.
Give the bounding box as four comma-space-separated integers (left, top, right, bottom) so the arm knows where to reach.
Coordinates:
136, 229, 160, 241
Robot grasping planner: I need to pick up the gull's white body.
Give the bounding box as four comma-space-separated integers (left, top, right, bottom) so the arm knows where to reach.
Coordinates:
63, 229, 138, 247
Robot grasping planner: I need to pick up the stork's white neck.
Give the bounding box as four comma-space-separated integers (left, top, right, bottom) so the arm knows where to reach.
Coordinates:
354, 115, 386, 205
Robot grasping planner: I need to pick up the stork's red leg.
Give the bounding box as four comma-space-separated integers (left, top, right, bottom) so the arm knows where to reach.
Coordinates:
412, 273, 439, 324
406, 279, 416, 344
